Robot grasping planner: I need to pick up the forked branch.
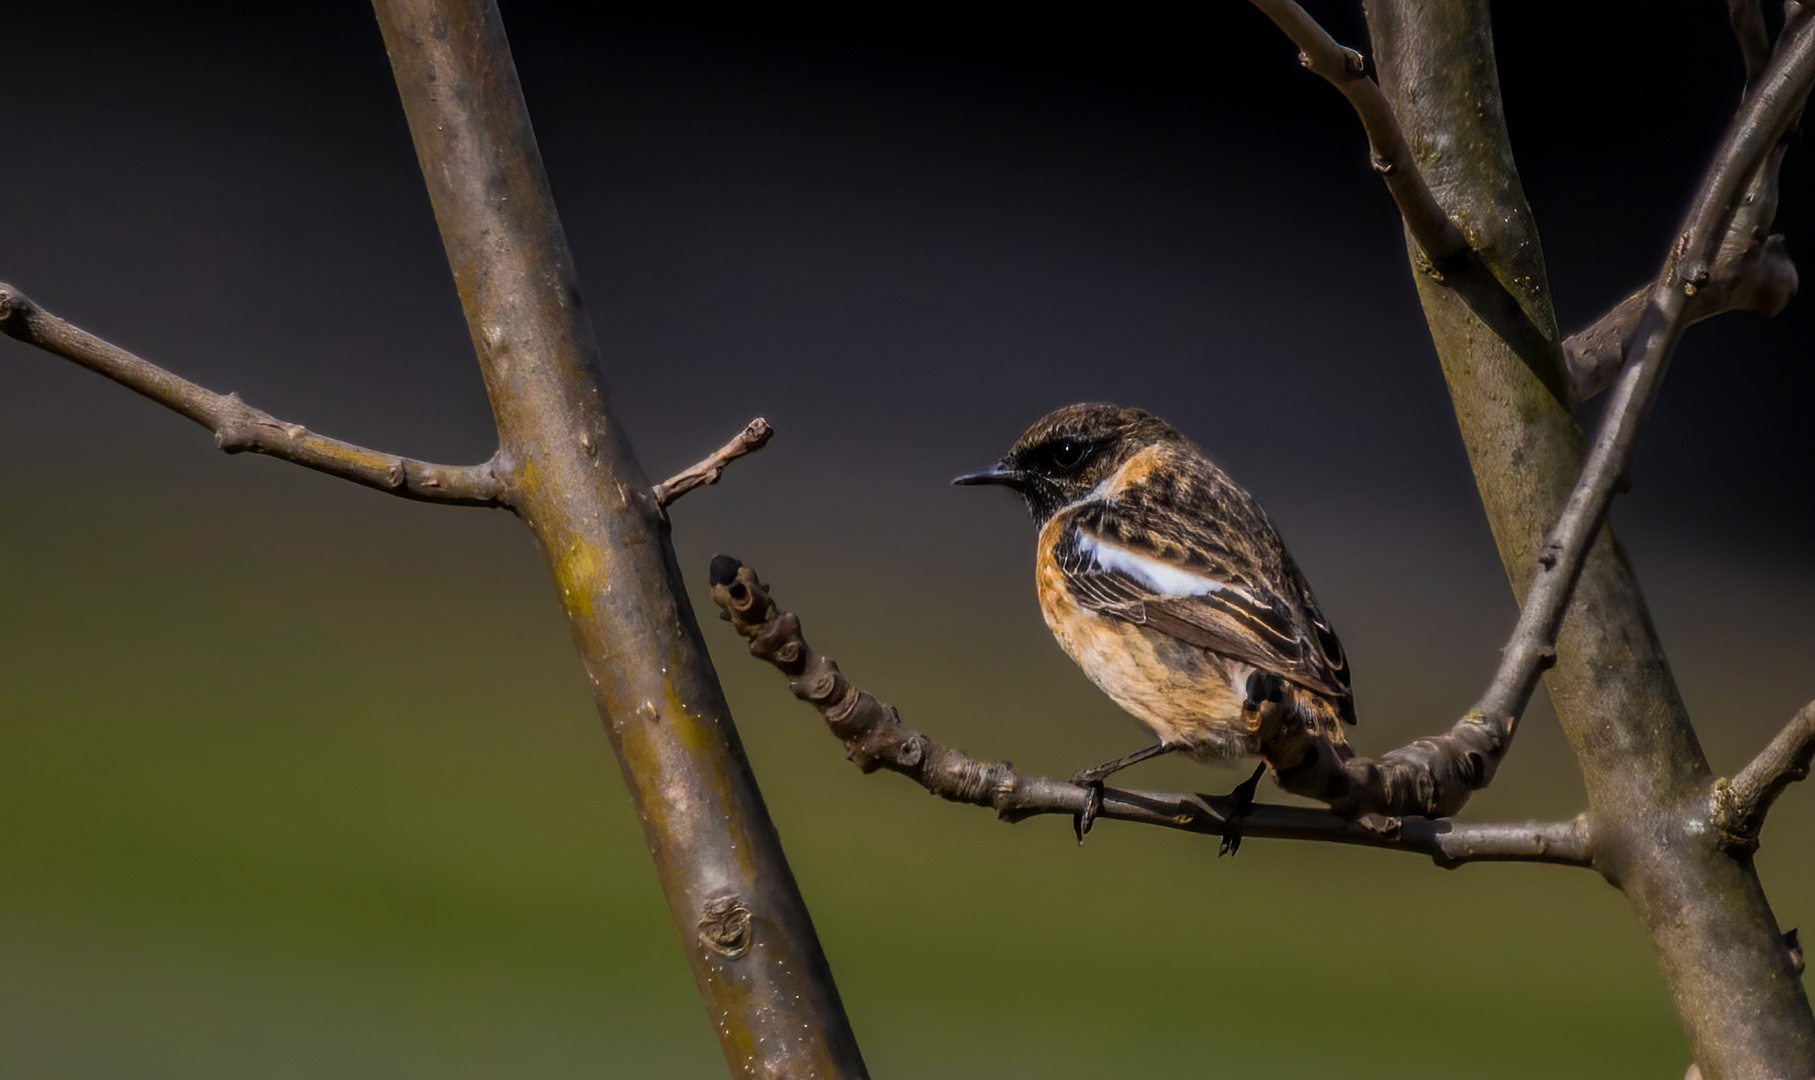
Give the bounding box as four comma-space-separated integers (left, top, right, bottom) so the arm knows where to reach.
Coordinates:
1564, 6, 1809, 401
709, 555, 1592, 869
1290, 6, 1815, 818
1562, 230, 1797, 401
1717, 699, 1815, 849
0, 284, 506, 506
653, 417, 773, 507
1250, 0, 1466, 271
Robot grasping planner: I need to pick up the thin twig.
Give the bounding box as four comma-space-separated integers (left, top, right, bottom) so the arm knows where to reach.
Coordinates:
1250, 0, 1466, 268
0, 284, 507, 507
653, 417, 773, 507
1249, 0, 1564, 396
1717, 699, 1815, 849
709, 556, 1593, 870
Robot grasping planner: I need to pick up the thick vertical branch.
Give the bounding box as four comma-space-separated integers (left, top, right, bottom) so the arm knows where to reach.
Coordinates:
368, 3, 866, 1077
1364, 3, 1815, 1076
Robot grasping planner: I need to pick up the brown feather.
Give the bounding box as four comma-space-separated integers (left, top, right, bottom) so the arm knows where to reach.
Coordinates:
1052, 439, 1355, 722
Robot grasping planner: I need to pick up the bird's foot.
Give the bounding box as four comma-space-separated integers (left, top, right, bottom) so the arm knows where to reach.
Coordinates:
1067, 743, 1175, 844
1068, 760, 1123, 842
1070, 780, 1104, 844
1218, 763, 1267, 857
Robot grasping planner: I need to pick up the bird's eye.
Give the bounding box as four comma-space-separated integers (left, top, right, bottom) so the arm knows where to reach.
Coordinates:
1049, 438, 1088, 470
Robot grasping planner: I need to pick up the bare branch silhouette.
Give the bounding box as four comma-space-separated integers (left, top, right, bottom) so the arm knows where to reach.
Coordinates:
0, 283, 506, 507
1250, 0, 1564, 397
1249, 0, 1463, 274
1563, 7, 1808, 401
1327, 3, 1815, 814
1562, 235, 1797, 401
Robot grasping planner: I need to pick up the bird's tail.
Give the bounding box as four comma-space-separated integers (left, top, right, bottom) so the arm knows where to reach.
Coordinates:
1262, 687, 1357, 807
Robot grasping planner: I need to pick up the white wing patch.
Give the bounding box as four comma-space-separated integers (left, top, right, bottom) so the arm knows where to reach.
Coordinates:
1077, 532, 1234, 599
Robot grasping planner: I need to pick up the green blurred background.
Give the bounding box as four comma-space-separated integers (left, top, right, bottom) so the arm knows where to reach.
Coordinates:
4, 3, 1812, 1076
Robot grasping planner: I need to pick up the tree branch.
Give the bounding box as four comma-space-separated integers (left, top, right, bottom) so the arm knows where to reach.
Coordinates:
1733, 0, 1773, 90
0, 283, 507, 507
1250, 0, 1466, 270
1250, 0, 1566, 400
1266, 199, 1756, 816
1364, 4, 1815, 1069
1562, 8, 1807, 401
371, 2, 866, 1074
653, 417, 773, 507
1326, 7, 1815, 817
1561, 231, 1797, 401
1717, 699, 1815, 849
708, 556, 1592, 870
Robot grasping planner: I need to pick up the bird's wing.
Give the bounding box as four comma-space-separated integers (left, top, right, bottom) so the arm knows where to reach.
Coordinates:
1057, 506, 1355, 719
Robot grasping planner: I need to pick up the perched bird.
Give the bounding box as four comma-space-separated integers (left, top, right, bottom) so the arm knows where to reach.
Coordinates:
955, 403, 1354, 850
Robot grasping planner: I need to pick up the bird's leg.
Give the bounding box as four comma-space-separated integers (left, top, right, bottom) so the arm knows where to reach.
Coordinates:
1217, 763, 1268, 857
1072, 741, 1178, 785
1222, 671, 1281, 854
1069, 742, 1177, 842
1242, 671, 1284, 715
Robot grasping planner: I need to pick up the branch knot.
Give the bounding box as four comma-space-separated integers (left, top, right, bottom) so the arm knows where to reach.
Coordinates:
697, 894, 753, 960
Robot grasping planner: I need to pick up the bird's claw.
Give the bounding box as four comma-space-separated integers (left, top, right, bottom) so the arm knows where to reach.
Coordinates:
1070, 772, 1108, 843
1073, 790, 1100, 843
1218, 763, 1267, 857
1066, 744, 1174, 845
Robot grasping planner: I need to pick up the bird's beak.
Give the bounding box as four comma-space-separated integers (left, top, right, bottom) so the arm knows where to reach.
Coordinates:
952, 463, 1026, 489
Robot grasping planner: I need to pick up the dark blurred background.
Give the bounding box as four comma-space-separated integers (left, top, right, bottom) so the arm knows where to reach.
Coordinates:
3, 2, 1811, 1076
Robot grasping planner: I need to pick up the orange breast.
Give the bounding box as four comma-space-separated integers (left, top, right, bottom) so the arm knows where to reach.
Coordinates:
1035, 511, 1258, 761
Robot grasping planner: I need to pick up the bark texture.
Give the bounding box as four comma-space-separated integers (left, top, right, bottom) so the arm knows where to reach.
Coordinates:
369, 3, 867, 1076
1365, 3, 1814, 1075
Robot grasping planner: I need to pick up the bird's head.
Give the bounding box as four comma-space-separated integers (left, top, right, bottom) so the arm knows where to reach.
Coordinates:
954, 402, 1183, 523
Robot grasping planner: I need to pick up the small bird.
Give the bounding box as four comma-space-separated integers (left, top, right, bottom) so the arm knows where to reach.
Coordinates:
955, 403, 1355, 850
